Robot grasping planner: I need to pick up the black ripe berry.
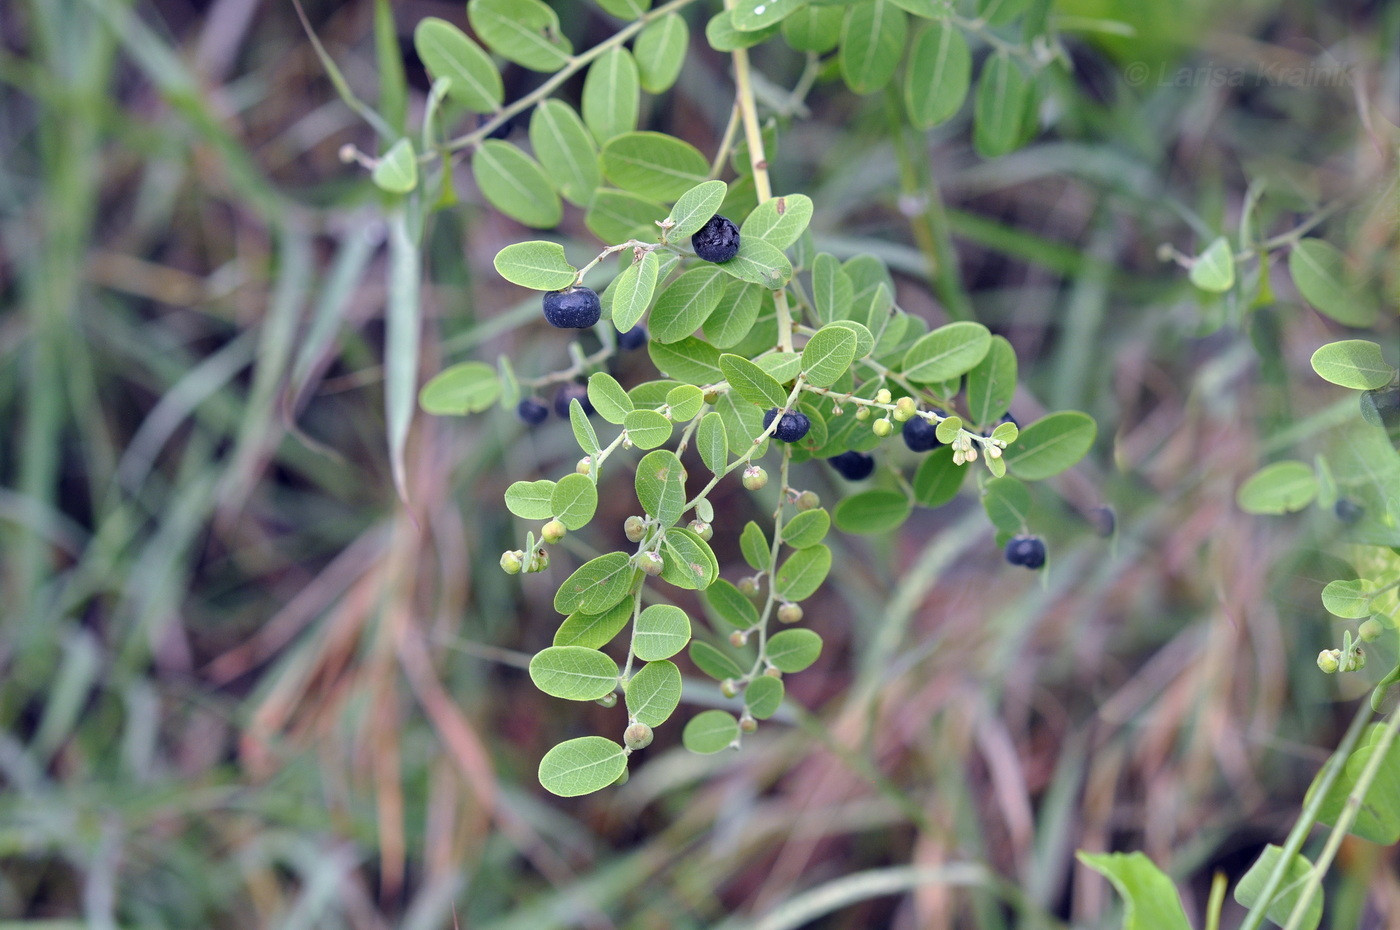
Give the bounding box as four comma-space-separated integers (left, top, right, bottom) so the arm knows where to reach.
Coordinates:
902, 415, 941, 452
542, 286, 602, 329
617, 325, 648, 350
999, 412, 1019, 428
1004, 535, 1046, 569
691, 214, 740, 263
1359, 386, 1400, 429
554, 382, 594, 419
827, 450, 876, 481
1335, 498, 1365, 524
763, 407, 811, 443
517, 398, 549, 425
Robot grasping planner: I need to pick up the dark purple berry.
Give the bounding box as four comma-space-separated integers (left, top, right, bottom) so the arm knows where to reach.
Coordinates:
1335, 498, 1365, 524
691, 214, 740, 263
617, 325, 648, 350
763, 407, 811, 443
1360, 386, 1400, 429
902, 415, 941, 452
998, 412, 1019, 428
827, 450, 875, 481
554, 382, 594, 419
1089, 506, 1116, 537
517, 397, 549, 425
1004, 535, 1046, 569
543, 286, 602, 329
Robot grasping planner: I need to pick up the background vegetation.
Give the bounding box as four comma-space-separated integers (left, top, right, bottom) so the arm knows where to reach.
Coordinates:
0, 0, 1396, 927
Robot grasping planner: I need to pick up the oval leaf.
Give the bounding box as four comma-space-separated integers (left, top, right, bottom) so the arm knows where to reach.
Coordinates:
635, 13, 689, 93
626, 659, 682, 726
1189, 236, 1236, 293
414, 18, 503, 113
1310, 340, 1395, 391
471, 141, 562, 228
1289, 239, 1379, 327
493, 240, 577, 291
745, 675, 784, 719
667, 179, 729, 241
682, 709, 740, 753
468, 0, 572, 72
902, 321, 992, 384
905, 22, 970, 129
774, 544, 832, 601
1003, 411, 1097, 481
555, 552, 638, 614
551, 472, 599, 530
529, 646, 620, 701
419, 361, 501, 415
529, 100, 601, 208
766, 628, 822, 673
1236, 460, 1317, 515
636, 449, 687, 526
633, 605, 691, 661
833, 489, 912, 534
973, 52, 1031, 159
583, 47, 640, 146
840, 0, 908, 95
538, 736, 627, 797
802, 324, 858, 388
602, 131, 709, 201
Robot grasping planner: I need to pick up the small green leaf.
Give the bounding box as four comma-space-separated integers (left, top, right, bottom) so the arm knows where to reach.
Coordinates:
624, 409, 673, 449
665, 384, 705, 421
1321, 579, 1373, 619
833, 489, 912, 534
554, 599, 634, 648
782, 508, 830, 549
756, 352, 803, 383
551, 472, 599, 530
720, 354, 788, 408
635, 13, 689, 93
414, 18, 503, 113
538, 736, 627, 797
766, 628, 822, 673
830, 321, 874, 360
977, 0, 1031, 25
913, 448, 964, 507
583, 47, 640, 146
667, 179, 729, 240
471, 140, 562, 228
596, 0, 650, 19
1310, 725, 1400, 844
905, 22, 970, 129
982, 476, 1031, 536
419, 361, 502, 415
689, 641, 745, 681
703, 579, 760, 628
840, 0, 908, 95
720, 235, 794, 288
705, 12, 782, 51
586, 189, 667, 244
372, 138, 418, 193
1233, 846, 1322, 930
505, 479, 557, 519
1236, 460, 1317, 515
973, 52, 1031, 159
493, 241, 577, 291
704, 280, 763, 348
610, 249, 661, 333
636, 449, 687, 526
659, 527, 719, 590
740, 194, 814, 250
626, 659, 682, 726
468, 0, 573, 72
966, 335, 1017, 426
529, 100, 601, 208
744, 675, 784, 719
587, 372, 634, 424
570, 399, 601, 456
902, 321, 992, 384
602, 131, 709, 201
740, 521, 770, 570
698, 412, 729, 474
651, 266, 729, 343
774, 545, 832, 601
1077, 852, 1193, 930
934, 415, 962, 444
633, 605, 691, 661
802, 325, 859, 388
1189, 236, 1236, 292
782, 5, 843, 53
649, 336, 723, 384
732, 0, 807, 31
682, 709, 739, 753
812, 253, 854, 324
555, 552, 638, 614
529, 646, 620, 701
1004, 411, 1097, 481
1289, 239, 1379, 327
1310, 340, 1396, 390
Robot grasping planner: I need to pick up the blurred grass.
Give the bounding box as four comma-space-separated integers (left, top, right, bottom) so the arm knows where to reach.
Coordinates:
1, 0, 1397, 927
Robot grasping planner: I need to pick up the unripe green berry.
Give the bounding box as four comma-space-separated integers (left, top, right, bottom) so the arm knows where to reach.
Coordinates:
855, 406, 870, 420
637, 551, 664, 576
624, 515, 647, 542
795, 490, 820, 511
689, 519, 713, 541
739, 715, 758, 733
737, 577, 761, 597
873, 417, 893, 437
743, 466, 768, 491
704, 391, 720, 404
764, 667, 783, 679
500, 550, 523, 574
894, 397, 917, 421
777, 603, 803, 624
1317, 649, 1341, 674
596, 692, 618, 708
612, 767, 629, 786
875, 388, 892, 405
1359, 619, 1384, 643
624, 722, 653, 750
576, 456, 592, 475
729, 630, 748, 648
542, 520, 566, 544
720, 678, 738, 698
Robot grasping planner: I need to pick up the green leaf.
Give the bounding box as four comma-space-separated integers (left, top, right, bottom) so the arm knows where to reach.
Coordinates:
1004, 411, 1097, 481
782, 508, 830, 548
667, 179, 729, 240
833, 489, 912, 534
414, 18, 503, 114
703, 579, 760, 629
1289, 239, 1379, 327
704, 280, 763, 348
1189, 236, 1236, 292
782, 5, 844, 53
602, 131, 709, 201
660, 527, 719, 590
774, 545, 832, 601
977, 0, 1031, 25
831, 320, 874, 360
1076, 852, 1193, 930
635, 13, 689, 93
493, 241, 577, 291
1321, 579, 1373, 619
372, 138, 418, 193
634, 605, 691, 661
965, 335, 1017, 426
733, 0, 807, 31
555, 552, 638, 614
982, 476, 1030, 536
529, 100, 601, 208
583, 48, 640, 146
717, 391, 768, 457
471, 141, 562, 228
1311, 725, 1400, 844
741, 521, 770, 571
468, 0, 572, 72
628, 379, 682, 407
636, 449, 687, 526
973, 52, 1031, 159
551, 473, 599, 530
626, 659, 682, 726
505, 479, 557, 519
587, 372, 634, 424
756, 352, 803, 382
802, 325, 858, 388
554, 599, 634, 648
682, 709, 740, 753
529, 646, 620, 701
538, 736, 627, 797
608, 250, 661, 333
689, 640, 745, 680
840, 0, 908, 95
741, 194, 814, 250
624, 409, 673, 449
717, 238, 794, 289
649, 336, 723, 384
706, 12, 783, 51
766, 629, 823, 673
419, 361, 502, 415
902, 321, 992, 383
1233, 846, 1322, 930
904, 22, 970, 129
586, 189, 667, 243
665, 384, 705, 421
812, 253, 854, 324
1310, 340, 1396, 390
698, 412, 729, 474
720, 354, 788, 408
651, 266, 729, 343
1236, 460, 1317, 515
890, 0, 946, 14
596, 0, 651, 19
744, 675, 784, 719
935, 415, 962, 444
913, 447, 965, 507
570, 399, 601, 456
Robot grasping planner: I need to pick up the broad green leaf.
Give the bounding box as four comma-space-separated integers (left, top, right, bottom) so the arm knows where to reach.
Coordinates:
529, 646, 620, 700
660, 527, 719, 589
1310, 340, 1395, 390
651, 266, 728, 343
698, 412, 729, 474
717, 391, 768, 456
741, 521, 770, 570
596, 0, 650, 19
372, 138, 418, 193
493, 241, 576, 291
1311, 725, 1400, 844
1321, 579, 1373, 619
472, 141, 562, 228
689, 640, 745, 680
602, 131, 709, 201
633, 605, 691, 661
766, 629, 822, 672
588, 371, 634, 424
706, 12, 782, 51
982, 476, 1030, 536
414, 18, 503, 113
782, 5, 843, 52
740, 194, 814, 250
649, 336, 723, 384
419, 361, 501, 414
902, 321, 992, 383
555, 552, 638, 614
774, 545, 831, 601
1189, 236, 1236, 292
745, 675, 784, 719
666, 384, 705, 421
973, 52, 1031, 159
1289, 239, 1379, 327
1233, 846, 1322, 930
1236, 460, 1317, 515
802, 325, 858, 387
570, 399, 601, 456
1077, 852, 1193, 930
904, 22, 970, 129
538, 736, 627, 797
468, 0, 572, 72
610, 249, 662, 332
720, 354, 788, 408
583, 48, 640, 146
586, 189, 667, 243
505, 479, 557, 519
720, 237, 794, 288
704, 280, 763, 348
554, 599, 634, 648
756, 351, 803, 382
890, 0, 946, 14
667, 179, 728, 240
733, 0, 807, 31
812, 253, 855, 324
1004, 411, 1097, 481
635, 13, 689, 93
935, 415, 962, 444
626, 659, 682, 726
636, 449, 687, 525
703, 579, 760, 628
551, 472, 598, 530
913, 447, 965, 507
965, 335, 1017, 426
977, 0, 1031, 25
529, 100, 601, 208
683, 709, 739, 753
782, 508, 830, 548
832, 320, 875, 360
628, 379, 682, 407
624, 408, 673, 449
833, 489, 912, 534
840, 0, 908, 95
